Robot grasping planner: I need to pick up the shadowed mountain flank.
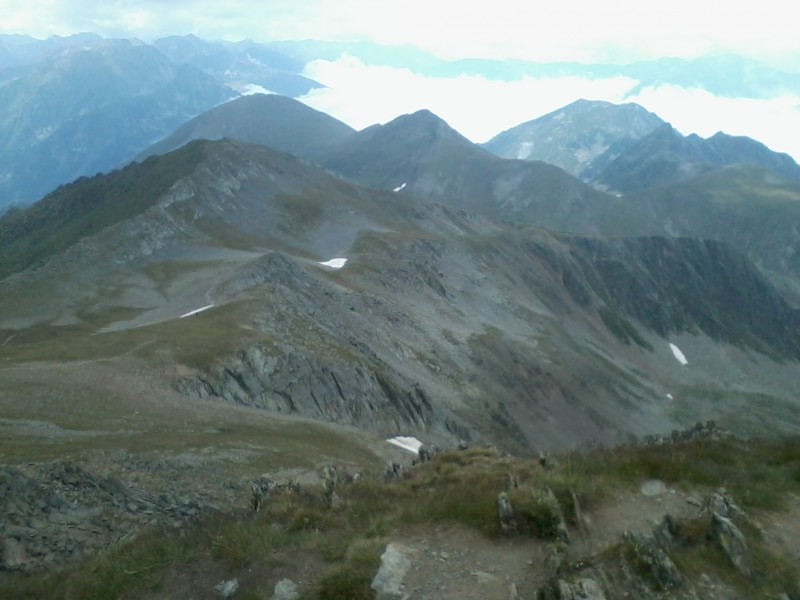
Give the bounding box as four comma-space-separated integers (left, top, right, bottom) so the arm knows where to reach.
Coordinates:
137, 93, 355, 162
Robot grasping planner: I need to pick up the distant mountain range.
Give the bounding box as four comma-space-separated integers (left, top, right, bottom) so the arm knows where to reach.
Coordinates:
2, 32, 799, 211
264, 40, 800, 99
0, 36, 236, 208
0, 33, 322, 209
151, 34, 323, 97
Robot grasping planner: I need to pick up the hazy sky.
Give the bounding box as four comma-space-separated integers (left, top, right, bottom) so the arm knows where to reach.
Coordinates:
3, 0, 799, 66
3, 1, 800, 160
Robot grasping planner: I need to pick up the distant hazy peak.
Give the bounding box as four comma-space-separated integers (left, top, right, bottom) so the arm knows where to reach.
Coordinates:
483, 98, 665, 177
377, 109, 474, 144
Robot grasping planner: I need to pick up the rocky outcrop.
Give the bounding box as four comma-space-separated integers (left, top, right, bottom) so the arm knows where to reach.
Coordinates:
534, 489, 771, 599
622, 531, 684, 590
707, 513, 751, 576
497, 492, 518, 535
0, 458, 232, 572
371, 543, 414, 600
538, 578, 607, 600
178, 343, 435, 434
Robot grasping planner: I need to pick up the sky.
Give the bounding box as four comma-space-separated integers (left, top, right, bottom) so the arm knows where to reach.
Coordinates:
2, 1, 800, 159
3, 0, 799, 66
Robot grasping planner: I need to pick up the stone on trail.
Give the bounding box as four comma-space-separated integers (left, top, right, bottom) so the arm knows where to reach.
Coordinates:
215, 578, 239, 598
371, 543, 414, 600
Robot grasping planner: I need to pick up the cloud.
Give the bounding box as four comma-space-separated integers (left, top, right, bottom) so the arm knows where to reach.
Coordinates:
299, 56, 800, 162
300, 57, 638, 142
310, 0, 800, 64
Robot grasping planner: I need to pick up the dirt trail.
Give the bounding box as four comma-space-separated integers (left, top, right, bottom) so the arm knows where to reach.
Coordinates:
391, 482, 700, 599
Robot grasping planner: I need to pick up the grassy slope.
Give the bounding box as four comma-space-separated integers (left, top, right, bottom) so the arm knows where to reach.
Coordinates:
0, 142, 207, 279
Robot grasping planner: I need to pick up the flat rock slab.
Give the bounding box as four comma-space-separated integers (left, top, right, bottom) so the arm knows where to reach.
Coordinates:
641, 480, 668, 497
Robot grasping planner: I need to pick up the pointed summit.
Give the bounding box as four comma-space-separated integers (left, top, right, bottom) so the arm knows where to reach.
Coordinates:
321, 109, 489, 191
321, 108, 620, 232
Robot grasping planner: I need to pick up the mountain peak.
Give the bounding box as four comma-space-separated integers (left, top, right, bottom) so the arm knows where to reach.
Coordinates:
137, 93, 355, 162
483, 99, 664, 176
391, 108, 455, 131
375, 109, 472, 147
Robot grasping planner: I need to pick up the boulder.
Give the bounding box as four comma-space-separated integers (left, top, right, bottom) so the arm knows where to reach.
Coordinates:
371, 543, 413, 600
539, 578, 607, 599
215, 578, 239, 598
0, 536, 31, 571
640, 480, 667, 497
271, 578, 300, 600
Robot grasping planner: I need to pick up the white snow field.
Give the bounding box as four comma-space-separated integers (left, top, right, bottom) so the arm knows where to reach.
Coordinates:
669, 343, 689, 366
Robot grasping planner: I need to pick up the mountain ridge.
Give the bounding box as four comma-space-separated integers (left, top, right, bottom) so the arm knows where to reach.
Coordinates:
595, 123, 800, 193
4, 138, 800, 453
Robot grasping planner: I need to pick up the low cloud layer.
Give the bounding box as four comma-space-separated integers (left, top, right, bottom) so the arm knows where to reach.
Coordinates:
300, 57, 800, 161
301, 57, 638, 141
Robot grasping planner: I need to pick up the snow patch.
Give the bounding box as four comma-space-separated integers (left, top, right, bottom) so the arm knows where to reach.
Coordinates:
231, 83, 276, 96
669, 343, 689, 366
393, 182, 407, 192
318, 258, 347, 269
179, 304, 214, 319
387, 436, 423, 454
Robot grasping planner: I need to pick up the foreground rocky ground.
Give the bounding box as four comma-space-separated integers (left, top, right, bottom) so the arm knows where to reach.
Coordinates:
1, 424, 799, 599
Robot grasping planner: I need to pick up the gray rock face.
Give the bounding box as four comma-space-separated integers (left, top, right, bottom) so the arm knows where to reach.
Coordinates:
707, 512, 751, 576
497, 492, 519, 535
179, 342, 435, 434
371, 543, 413, 600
